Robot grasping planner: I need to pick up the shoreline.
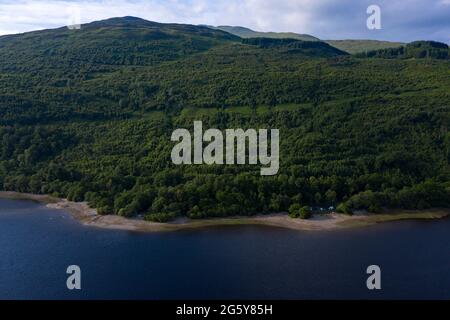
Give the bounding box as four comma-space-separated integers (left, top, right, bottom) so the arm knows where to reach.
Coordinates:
0, 191, 449, 232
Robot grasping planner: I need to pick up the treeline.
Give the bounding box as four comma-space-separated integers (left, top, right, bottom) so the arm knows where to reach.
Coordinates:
356, 41, 450, 59
338, 181, 450, 214
242, 37, 347, 57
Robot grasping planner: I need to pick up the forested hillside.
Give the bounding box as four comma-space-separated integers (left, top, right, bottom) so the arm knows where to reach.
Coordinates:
0, 17, 449, 221
356, 41, 450, 59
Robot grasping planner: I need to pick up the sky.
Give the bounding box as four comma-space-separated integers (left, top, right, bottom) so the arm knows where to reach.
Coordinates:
0, 0, 449, 43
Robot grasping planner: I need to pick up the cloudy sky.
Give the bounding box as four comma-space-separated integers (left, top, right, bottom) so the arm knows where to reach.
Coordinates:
0, 0, 449, 43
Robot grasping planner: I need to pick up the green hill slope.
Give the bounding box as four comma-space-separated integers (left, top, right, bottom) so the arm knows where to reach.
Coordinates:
0, 18, 347, 124
242, 38, 347, 57
208, 25, 405, 54
0, 17, 449, 220
326, 39, 404, 54
210, 25, 319, 42
0, 16, 240, 67
356, 41, 450, 59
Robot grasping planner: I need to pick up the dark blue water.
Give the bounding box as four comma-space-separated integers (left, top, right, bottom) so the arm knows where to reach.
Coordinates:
0, 198, 449, 300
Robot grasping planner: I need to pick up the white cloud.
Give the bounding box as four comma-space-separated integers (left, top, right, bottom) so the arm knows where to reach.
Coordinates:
0, 0, 448, 43
0, 0, 325, 35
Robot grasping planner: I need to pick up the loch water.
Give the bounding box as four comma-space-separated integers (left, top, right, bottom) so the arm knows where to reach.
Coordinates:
0, 198, 449, 300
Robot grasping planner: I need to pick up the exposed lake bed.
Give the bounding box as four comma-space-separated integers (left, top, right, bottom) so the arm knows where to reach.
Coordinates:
0, 191, 448, 233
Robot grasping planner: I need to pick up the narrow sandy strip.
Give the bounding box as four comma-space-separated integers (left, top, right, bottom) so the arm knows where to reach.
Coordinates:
0, 191, 448, 232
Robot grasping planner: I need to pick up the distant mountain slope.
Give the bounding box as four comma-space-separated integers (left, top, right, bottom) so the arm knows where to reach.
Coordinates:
356, 41, 450, 59
210, 25, 319, 42
208, 25, 406, 54
325, 40, 404, 54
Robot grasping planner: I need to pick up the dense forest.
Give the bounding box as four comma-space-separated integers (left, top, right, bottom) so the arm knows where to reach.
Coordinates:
0, 17, 449, 221
356, 41, 450, 59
